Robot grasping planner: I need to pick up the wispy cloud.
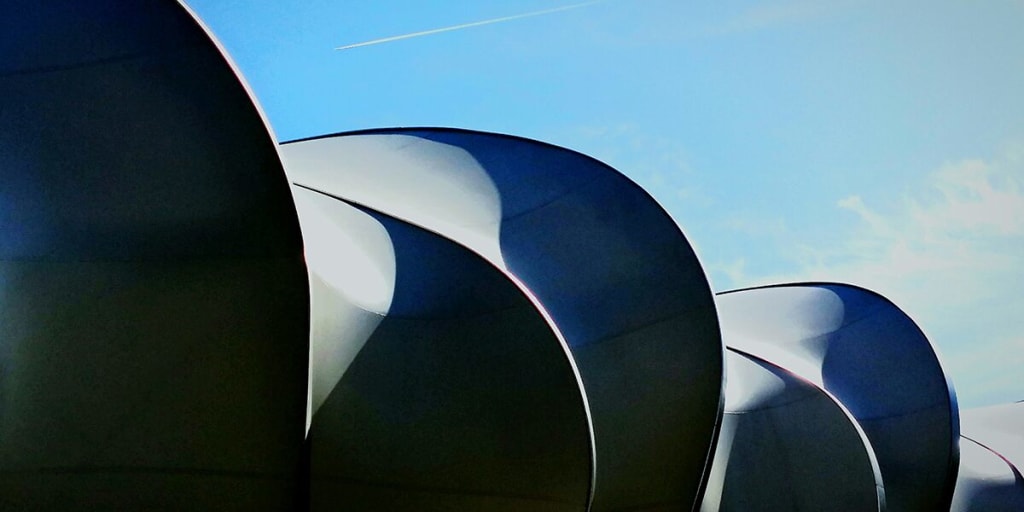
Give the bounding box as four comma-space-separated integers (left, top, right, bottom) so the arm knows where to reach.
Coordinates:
824, 156, 1024, 303
717, 148, 1024, 406
709, 257, 749, 287
572, 121, 1023, 406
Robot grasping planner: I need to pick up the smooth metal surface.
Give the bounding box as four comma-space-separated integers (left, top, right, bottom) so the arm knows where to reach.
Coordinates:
952, 401, 1024, 511
297, 188, 593, 511
700, 349, 883, 512
716, 283, 960, 512
11, 2, 1011, 511
295, 186, 396, 423
951, 436, 1024, 512
960, 401, 1024, 472
282, 128, 723, 511
0, 1, 308, 508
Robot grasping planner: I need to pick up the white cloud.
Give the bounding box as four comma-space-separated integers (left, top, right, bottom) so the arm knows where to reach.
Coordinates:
914, 159, 1024, 237
570, 122, 1024, 406
730, 151, 1024, 406
823, 157, 1023, 307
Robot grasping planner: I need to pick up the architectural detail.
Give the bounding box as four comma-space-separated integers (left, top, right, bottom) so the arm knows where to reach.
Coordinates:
951, 402, 1024, 511
715, 283, 960, 511
700, 349, 884, 511
4, 1, 1019, 511
297, 193, 592, 510
1, 1, 308, 508
283, 129, 723, 511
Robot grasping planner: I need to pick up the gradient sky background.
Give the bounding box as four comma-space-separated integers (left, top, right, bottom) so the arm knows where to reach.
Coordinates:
186, 0, 1023, 408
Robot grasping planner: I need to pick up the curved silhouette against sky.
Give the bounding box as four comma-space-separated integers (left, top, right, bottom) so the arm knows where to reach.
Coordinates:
187, 0, 1024, 407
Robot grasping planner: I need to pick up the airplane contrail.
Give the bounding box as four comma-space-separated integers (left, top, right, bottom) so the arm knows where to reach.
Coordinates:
335, 1, 605, 51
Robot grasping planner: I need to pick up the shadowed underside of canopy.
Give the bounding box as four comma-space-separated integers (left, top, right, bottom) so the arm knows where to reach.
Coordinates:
295, 189, 593, 511
700, 349, 884, 512
715, 283, 959, 512
951, 401, 1024, 511
282, 128, 723, 511
0, 1, 309, 509
7, 2, 1009, 511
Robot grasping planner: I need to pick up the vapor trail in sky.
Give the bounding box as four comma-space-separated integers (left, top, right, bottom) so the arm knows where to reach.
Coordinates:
334, 1, 604, 51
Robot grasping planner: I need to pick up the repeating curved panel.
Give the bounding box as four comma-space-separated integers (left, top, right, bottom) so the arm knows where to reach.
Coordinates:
961, 402, 1024, 473
0, 1, 308, 508
716, 283, 959, 512
951, 436, 1024, 512
295, 187, 593, 511
281, 128, 723, 511
700, 349, 884, 512
296, 184, 396, 423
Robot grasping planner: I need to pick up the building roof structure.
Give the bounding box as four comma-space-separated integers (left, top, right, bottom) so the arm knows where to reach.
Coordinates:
1, 0, 308, 508
283, 128, 723, 511
716, 283, 960, 512
297, 194, 592, 510
700, 349, 884, 511
951, 402, 1024, 511
4, 1, 1022, 511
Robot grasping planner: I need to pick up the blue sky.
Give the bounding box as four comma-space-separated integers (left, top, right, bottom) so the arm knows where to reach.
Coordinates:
187, 0, 1023, 408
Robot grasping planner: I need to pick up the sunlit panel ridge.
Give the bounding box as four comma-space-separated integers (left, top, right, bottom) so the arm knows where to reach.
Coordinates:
300, 197, 592, 510
282, 128, 723, 511
5, 2, 1017, 511
951, 401, 1024, 511
716, 283, 960, 512
701, 349, 884, 511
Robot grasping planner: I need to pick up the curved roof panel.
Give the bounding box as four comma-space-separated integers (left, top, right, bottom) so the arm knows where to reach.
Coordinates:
282, 128, 723, 511
716, 283, 959, 511
701, 349, 883, 512
300, 192, 593, 511
951, 436, 1024, 512
0, 0, 308, 508
960, 402, 1024, 475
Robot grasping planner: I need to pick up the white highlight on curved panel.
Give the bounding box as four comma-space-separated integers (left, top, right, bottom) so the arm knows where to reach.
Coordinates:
716, 283, 959, 512
716, 286, 845, 387
961, 402, 1024, 473
293, 186, 396, 419
701, 349, 884, 512
282, 128, 722, 512
951, 436, 1024, 512
281, 134, 506, 268
305, 201, 594, 511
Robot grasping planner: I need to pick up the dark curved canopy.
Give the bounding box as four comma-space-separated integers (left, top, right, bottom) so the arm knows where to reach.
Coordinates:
0, 1, 308, 508
701, 349, 883, 512
282, 128, 723, 511
951, 435, 1024, 512
716, 283, 959, 512
296, 189, 593, 511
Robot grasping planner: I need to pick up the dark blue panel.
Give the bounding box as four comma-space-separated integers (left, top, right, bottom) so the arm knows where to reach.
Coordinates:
282, 128, 723, 512
717, 283, 959, 512
706, 350, 882, 511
